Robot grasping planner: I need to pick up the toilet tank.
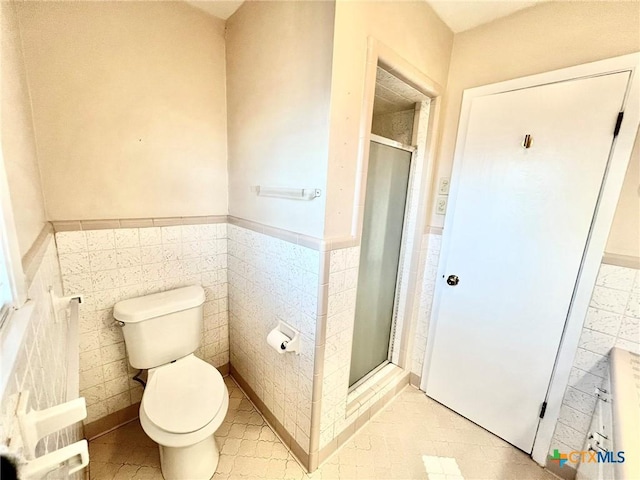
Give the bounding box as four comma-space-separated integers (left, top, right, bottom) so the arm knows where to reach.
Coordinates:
114, 285, 206, 369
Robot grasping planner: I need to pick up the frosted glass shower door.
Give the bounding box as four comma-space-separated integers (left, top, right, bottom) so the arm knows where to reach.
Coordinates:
349, 140, 411, 387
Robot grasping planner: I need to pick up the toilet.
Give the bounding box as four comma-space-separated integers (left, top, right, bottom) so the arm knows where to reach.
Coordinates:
114, 285, 229, 480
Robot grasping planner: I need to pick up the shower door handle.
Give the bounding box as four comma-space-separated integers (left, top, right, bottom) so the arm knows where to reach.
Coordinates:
446, 275, 459, 286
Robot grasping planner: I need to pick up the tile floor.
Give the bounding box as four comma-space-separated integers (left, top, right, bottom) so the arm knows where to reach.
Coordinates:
87, 376, 558, 480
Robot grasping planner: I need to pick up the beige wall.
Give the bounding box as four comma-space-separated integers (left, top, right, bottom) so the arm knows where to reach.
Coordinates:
324, 0, 453, 238
1, 1, 47, 256
434, 0, 640, 229
16, 1, 228, 221
606, 131, 640, 258
225, 1, 335, 238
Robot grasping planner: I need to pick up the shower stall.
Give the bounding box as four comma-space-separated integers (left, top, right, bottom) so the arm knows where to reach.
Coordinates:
349, 135, 413, 387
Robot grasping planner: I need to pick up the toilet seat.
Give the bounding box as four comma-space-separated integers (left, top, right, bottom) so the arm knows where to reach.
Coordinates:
143, 355, 225, 434
140, 355, 229, 448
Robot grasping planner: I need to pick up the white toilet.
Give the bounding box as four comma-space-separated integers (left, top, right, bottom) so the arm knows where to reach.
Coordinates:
114, 285, 229, 480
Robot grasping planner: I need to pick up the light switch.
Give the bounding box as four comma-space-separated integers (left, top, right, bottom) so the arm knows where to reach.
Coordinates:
436, 196, 448, 215
438, 177, 450, 195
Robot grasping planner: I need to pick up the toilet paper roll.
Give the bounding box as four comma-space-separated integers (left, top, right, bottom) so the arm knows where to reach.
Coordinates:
267, 329, 291, 354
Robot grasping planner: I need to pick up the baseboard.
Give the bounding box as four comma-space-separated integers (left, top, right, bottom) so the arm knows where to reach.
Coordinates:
317, 372, 409, 467
230, 364, 310, 472
602, 252, 640, 269
545, 456, 577, 480
84, 402, 140, 440
83, 363, 230, 440
218, 362, 230, 376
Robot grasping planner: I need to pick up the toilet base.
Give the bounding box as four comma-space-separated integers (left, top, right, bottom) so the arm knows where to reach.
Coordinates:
158, 434, 219, 480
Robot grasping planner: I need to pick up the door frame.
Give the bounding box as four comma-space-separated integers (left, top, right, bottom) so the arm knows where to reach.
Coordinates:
420, 53, 640, 465
352, 37, 444, 378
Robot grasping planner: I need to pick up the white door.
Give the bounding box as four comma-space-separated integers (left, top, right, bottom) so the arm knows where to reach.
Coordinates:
425, 72, 630, 453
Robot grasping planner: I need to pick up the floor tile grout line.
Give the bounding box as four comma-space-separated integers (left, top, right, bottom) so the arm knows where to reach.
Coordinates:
224, 374, 310, 476
318, 383, 411, 469
86, 382, 560, 480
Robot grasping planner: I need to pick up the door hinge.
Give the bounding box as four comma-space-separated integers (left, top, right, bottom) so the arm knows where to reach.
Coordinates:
539, 401, 548, 419
613, 111, 624, 137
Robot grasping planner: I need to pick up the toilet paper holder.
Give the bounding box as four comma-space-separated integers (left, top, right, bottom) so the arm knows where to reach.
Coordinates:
272, 321, 300, 354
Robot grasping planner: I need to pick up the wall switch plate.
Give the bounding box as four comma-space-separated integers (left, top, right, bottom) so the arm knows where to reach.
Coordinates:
436, 196, 448, 215
438, 177, 450, 195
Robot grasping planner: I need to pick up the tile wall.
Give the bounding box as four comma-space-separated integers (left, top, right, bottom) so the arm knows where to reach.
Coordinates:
55, 224, 229, 423
410, 233, 442, 381
318, 246, 409, 455
370, 109, 415, 146
0, 235, 83, 473
549, 263, 639, 458
15, 220, 627, 476
227, 224, 319, 454
319, 246, 360, 449
387, 100, 430, 366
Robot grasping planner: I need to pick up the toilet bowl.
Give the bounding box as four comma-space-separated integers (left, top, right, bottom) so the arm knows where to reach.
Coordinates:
113, 286, 229, 480
139, 355, 229, 480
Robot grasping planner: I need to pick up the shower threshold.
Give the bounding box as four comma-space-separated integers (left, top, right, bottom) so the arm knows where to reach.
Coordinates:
348, 360, 390, 393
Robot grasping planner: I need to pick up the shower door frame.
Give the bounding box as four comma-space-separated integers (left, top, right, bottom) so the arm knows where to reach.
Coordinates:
348, 133, 416, 392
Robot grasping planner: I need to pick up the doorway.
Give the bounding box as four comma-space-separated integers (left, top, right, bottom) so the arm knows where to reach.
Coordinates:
424, 71, 631, 453
349, 66, 428, 388
349, 137, 413, 387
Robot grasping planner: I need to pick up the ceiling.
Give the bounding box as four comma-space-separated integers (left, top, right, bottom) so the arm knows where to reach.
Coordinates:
183, 1, 549, 34
426, 0, 549, 33
373, 67, 428, 115
184, 0, 243, 20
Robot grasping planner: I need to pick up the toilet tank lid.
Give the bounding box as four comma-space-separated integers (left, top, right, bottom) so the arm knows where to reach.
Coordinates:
114, 285, 205, 323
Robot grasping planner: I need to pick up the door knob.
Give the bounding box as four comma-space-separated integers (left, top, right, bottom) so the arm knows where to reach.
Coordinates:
446, 275, 459, 286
